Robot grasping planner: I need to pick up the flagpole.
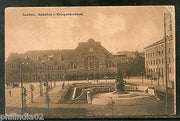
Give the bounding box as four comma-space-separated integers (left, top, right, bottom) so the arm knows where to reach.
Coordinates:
164, 13, 168, 114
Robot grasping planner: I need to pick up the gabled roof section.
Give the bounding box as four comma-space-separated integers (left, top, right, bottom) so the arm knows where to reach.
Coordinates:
75, 38, 114, 58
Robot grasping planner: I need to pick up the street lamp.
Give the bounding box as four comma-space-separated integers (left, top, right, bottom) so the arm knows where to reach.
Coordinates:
39, 81, 43, 96
20, 62, 28, 111
141, 72, 144, 83
42, 59, 48, 86
30, 84, 34, 103
50, 71, 52, 89
22, 87, 27, 110
150, 71, 153, 85
44, 81, 50, 111
157, 69, 160, 86
42, 60, 52, 89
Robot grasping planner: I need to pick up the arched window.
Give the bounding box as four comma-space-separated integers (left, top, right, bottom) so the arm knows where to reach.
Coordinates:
84, 56, 99, 70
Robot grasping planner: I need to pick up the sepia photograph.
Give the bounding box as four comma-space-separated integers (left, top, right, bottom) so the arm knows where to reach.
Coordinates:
5, 6, 175, 118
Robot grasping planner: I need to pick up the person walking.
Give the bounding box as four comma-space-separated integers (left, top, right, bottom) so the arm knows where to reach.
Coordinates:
62, 82, 65, 89
9, 90, 12, 97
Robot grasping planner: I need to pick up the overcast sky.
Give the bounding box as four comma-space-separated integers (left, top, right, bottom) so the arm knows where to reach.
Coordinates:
5, 6, 174, 59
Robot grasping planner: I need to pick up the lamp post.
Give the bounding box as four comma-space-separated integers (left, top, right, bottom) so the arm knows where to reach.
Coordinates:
50, 71, 52, 89
20, 63, 24, 111
23, 87, 27, 110
20, 62, 28, 111
157, 69, 160, 86
141, 72, 144, 84
42, 59, 48, 84
39, 80, 43, 96
150, 71, 153, 85
45, 81, 50, 110
30, 84, 34, 103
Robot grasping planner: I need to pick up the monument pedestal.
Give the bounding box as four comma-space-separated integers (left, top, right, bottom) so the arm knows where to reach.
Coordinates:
113, 80, 127, 94
113, 76, 127, 94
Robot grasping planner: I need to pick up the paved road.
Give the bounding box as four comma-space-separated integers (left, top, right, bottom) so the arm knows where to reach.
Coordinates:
5, 78, 175, 116
6, 82, 41, 108
5, 80, 114, 112
125, 76, 174, 89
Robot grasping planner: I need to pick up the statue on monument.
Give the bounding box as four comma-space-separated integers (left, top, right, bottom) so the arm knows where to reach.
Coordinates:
114, 71, 127, 94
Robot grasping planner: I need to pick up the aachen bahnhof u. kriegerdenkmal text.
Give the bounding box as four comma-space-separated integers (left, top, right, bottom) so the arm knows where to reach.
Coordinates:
22, 13, 83, 16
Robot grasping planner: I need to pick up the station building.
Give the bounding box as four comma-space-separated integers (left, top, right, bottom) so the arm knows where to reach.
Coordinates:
5, 38, 118, 83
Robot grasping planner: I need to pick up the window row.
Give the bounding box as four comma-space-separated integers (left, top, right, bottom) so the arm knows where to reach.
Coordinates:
105, 61, 115, 68
146, 58, 164, 66
146, 67, 172, 74
145, 48, 172, 58
146, 50, 164, 58
146, 57, 173, 66
37, 55, 64, 61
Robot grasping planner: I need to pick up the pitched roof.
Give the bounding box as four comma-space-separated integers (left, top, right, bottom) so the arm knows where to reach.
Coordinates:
6, 38, 115, 64
144, 35, 173, 49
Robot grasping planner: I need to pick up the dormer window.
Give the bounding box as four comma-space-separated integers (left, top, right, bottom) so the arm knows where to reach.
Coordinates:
37, 56, 41, 61
48, 55, 54, 61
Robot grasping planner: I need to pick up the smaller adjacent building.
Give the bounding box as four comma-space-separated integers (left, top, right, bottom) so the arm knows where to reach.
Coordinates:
113, 51, 145, 77
144, 35, 175, 88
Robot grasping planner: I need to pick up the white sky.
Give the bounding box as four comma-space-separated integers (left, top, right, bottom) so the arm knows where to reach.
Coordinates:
5, 6, 174, 59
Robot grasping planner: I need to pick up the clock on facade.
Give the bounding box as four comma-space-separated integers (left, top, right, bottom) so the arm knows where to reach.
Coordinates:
89, 48, 94, 52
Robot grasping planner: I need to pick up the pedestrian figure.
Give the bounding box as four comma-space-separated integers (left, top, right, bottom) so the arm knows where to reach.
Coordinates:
9, 90, 11, 97
62, 82, 65, 89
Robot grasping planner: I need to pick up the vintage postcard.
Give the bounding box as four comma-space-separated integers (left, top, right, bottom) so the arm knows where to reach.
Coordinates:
5, 6, 175, 118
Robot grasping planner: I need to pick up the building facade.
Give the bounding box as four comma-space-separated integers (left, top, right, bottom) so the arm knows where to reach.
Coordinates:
113, 51, 145, 77
144, 14, 175, 88
5, 38, 117, 83
144, 35, 175, 88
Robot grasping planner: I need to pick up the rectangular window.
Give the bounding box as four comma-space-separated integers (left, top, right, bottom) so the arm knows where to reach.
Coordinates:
169, 67, 171, 73
156, 51, 159, 56
162, 58, 164, 64
156, 59, 158, 64
58, 66, 61, 70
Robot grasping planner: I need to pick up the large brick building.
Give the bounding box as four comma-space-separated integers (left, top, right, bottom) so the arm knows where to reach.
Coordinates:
144, 14, 175, 88
144, 34, 175, 88
5, 38, 118, 83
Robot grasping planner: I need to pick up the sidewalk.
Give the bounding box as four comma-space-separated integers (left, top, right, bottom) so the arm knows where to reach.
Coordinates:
125, 77, 174, 94
27, 85, 63, 108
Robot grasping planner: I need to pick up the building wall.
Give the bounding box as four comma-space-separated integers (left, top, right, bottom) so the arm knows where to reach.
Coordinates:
144, 36, 175, 88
